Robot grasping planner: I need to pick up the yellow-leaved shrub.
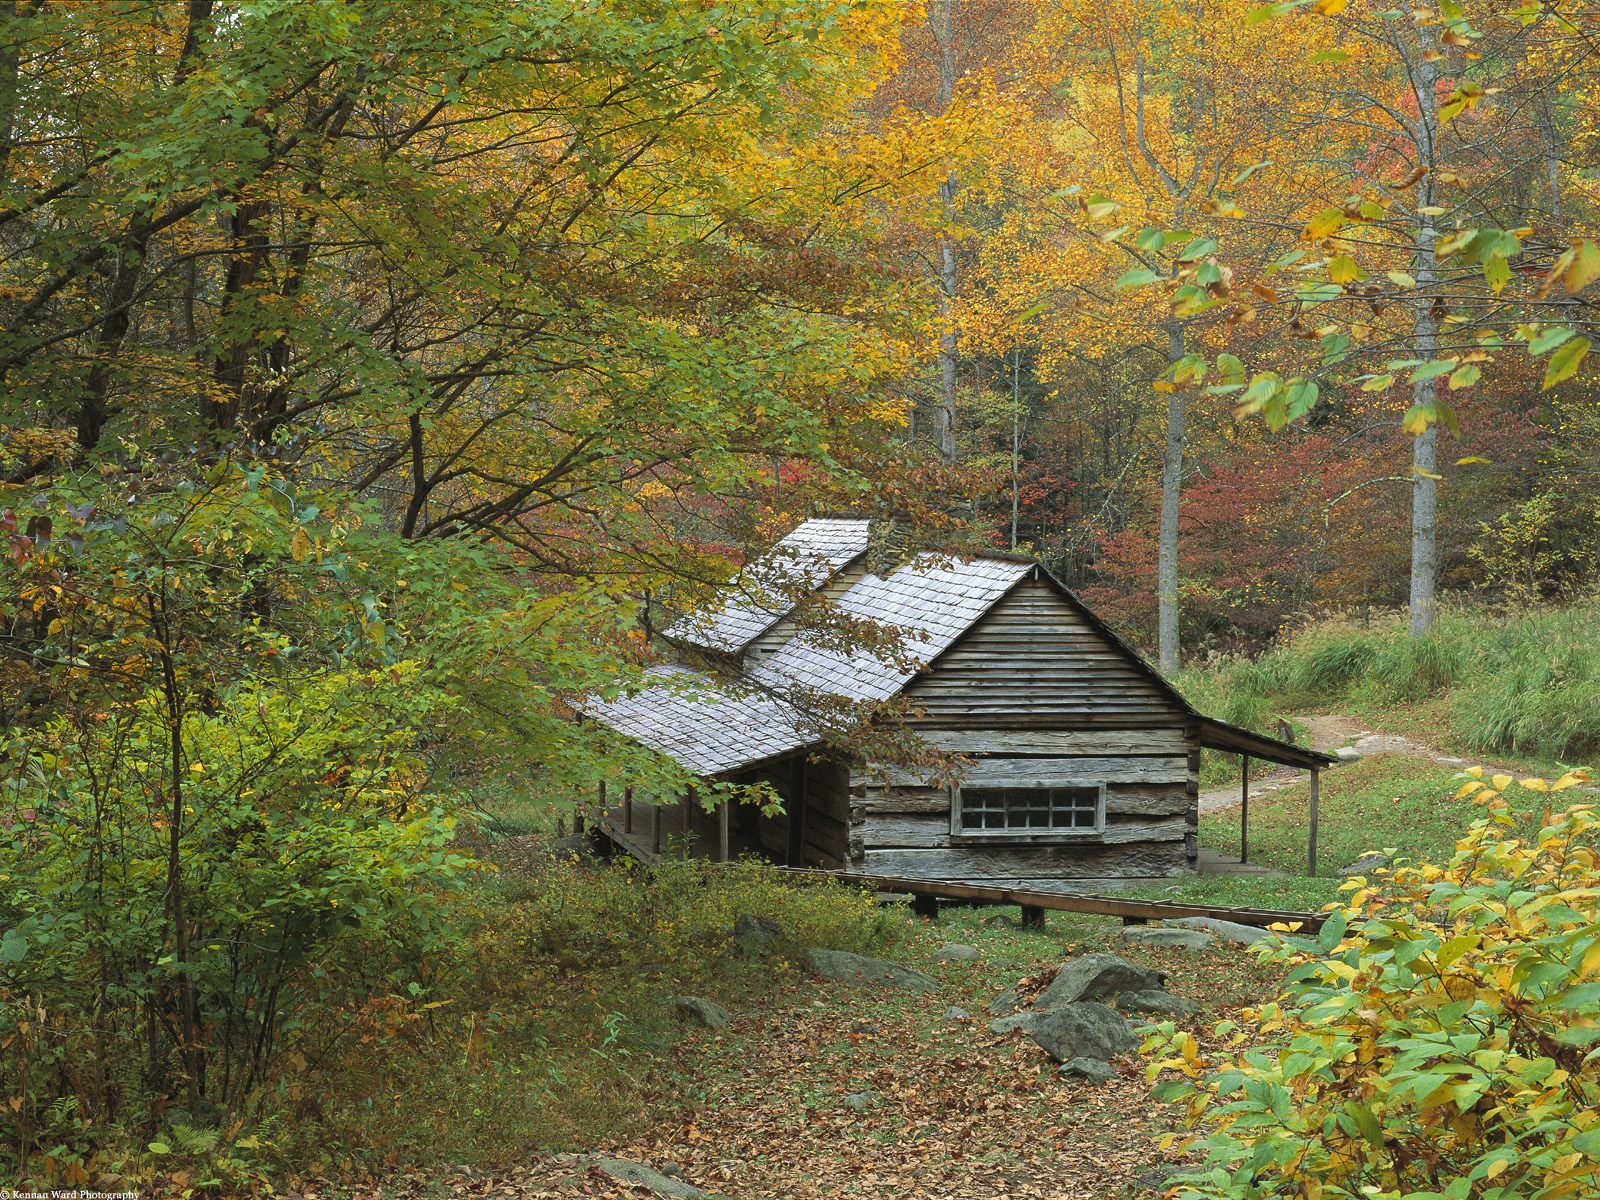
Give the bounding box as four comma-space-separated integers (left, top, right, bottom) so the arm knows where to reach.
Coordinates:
1147, 768, 1600, 1200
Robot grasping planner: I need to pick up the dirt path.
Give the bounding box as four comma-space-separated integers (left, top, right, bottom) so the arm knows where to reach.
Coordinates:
1197, 712, 1478, 815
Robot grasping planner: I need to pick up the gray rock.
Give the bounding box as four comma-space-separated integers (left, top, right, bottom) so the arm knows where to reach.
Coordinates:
674, 996, 729, 1029
548, 832, 598, 859
935, 942, 981, 962
1335, 746, 1362, 763
944, 1006, 970, 1021
1119, 989, 1199, 1016
987, 985, 1023, 1016
732, 914, 785, 960
989, 1011, 1040, 1036
572, 1156, 708, 1198
841, 1091, 873, 1112
1117, 926, 1216, 950
1059, 1056, 1117, 1084
805, 948, 938, 992
1028, 1001, 1138, 1064
1161, 916, 1276, 946
1340, 851, 1392, 877
1036, 953, 1166, 1010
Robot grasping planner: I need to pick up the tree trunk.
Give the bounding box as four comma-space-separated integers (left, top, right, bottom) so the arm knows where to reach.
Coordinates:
930, 0, 959, 465
1407, 25, 1442, 637
1157, 321, 1185, 675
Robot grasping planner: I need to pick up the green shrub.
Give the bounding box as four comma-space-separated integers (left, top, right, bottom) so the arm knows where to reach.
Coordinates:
286, 855, 900, 1165
1147, 771, 1600, 1200
1179, 600, 1600, 764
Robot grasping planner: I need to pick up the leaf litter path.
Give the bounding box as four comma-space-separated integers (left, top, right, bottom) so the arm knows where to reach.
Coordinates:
356, 941, 1274, 1200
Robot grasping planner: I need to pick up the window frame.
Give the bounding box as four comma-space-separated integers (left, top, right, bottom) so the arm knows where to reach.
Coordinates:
948, 781, 1108, 842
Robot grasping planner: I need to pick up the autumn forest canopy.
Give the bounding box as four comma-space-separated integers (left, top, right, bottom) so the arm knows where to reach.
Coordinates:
2, 0, 1600, 1192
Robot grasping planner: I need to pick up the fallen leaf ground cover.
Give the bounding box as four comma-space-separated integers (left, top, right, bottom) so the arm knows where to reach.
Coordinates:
335, 907, 1281, 1200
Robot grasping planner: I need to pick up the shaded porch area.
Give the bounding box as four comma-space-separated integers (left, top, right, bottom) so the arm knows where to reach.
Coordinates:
1196, 716, 1339, 875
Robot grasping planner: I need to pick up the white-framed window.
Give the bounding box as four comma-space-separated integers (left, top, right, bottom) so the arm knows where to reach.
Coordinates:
951, 784, 1106, 839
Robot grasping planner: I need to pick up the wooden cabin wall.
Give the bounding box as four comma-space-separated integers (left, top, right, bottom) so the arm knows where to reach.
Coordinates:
846, 578, 1199, 889
743, 755, 852, 869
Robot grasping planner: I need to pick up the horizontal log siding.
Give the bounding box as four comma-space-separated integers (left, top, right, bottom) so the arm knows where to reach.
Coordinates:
904, 579, 1188, 729
842, 578, 1198, 883
855, 842, 1188, 883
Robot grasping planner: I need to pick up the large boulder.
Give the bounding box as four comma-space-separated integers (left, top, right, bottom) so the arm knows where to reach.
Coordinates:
1059, 1056, 1117, 1084
569, 1156, 708, 1199
1117, 926, 1215, 950
1340, 851, 1392, 877
1027, 1001, 1138, 1064
674, 996, 729, 1029
805, 948, 938, 992
732, 914, 786, 960
989, 1011, 1040, 1036
987, 985, 1023, 1016
1160, 916, 1276, 946
1118, 989, 1199, 1016
935, 942, 981, 963
1036, 953, 1165, 1010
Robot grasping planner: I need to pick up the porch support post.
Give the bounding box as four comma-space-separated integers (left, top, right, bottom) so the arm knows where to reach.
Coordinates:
624, 786, 633, 834
718, 798, 730, 863
652, 800, 662, 857
1240, 755, 1249, 864
786, 755, 808, 868
1308, 767, 1321, 878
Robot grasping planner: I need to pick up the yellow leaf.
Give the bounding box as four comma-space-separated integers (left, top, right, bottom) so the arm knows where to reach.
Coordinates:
1565, 240, 1600, 295
1328, 254, 1363, 284
290, 527, 311, 562
1520, 777, 1550, 792
1314, 0, 1347, 11
1491, 774, 1513, 790
1388, 271, 1417, 288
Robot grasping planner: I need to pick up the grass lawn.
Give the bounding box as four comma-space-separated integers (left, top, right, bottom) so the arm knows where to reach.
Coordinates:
1130, 754, 1483, 912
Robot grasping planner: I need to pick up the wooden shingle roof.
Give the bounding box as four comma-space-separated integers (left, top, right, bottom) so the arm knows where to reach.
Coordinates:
662, 518, 871, 655
589, 552, 1031, 776
583, 665, 811, 776
747, 554, 1032, 703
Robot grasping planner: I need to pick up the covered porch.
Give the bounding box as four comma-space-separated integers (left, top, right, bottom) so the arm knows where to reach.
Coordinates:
1196, 716, 1339, 875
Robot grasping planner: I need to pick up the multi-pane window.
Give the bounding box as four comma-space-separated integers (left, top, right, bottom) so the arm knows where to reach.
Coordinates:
955, 785, 1104, 835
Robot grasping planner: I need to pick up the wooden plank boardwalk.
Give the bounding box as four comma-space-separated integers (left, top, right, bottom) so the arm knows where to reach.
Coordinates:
594, 810, 1329, 932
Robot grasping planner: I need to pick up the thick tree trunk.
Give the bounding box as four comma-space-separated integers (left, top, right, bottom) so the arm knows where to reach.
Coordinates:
1407, 26, 1441, 637
1157, 321, 1185, 675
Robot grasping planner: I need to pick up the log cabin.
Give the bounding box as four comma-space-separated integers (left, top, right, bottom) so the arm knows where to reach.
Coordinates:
586, 518, 1333, 891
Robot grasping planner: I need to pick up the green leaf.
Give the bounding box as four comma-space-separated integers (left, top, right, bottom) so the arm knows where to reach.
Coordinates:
148, 1141, 172, 1155
1229, 160, 1273, 186
1448, 364, 1481, 390
1542, 336, 1590, 390
1176, 237, 1218, 262
0, 928, 26, 964
1116, 267, 1161, 290
1345, 1101, 1384, 1147
1483, 254, 1510, 293
1529, 326, 1575, 355
1411, 359, 1457, 381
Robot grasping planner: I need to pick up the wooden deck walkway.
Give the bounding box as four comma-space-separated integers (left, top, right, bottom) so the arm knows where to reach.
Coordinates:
594, 792, 760, 864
